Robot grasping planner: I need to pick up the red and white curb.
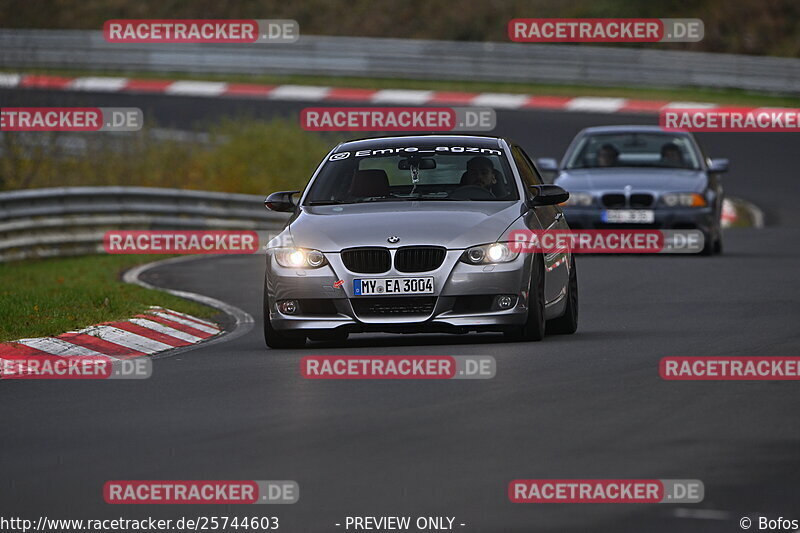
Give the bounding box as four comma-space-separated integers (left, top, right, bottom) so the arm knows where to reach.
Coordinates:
0, 306, 220, 372
1, 72, 736, 115
721, 197, 764, 228
721, 199, 737, 227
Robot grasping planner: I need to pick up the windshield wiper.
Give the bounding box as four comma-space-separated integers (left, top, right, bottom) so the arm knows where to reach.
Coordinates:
306, 200, 351, 206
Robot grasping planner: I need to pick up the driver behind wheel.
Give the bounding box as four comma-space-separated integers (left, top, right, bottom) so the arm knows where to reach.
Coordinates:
461, 156, 497, 190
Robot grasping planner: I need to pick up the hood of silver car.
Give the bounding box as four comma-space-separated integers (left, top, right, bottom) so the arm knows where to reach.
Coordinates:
288, 201, 521, 251
555, 168, 707, 193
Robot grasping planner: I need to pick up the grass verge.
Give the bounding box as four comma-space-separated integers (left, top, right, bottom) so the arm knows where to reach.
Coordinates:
728, 197, 764, 228
6, 67, 800, 108
0, 117, 338, 194
0, 254, 218, 342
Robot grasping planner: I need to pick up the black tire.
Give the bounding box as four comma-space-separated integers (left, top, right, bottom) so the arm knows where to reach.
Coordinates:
504, 254, 546, 342
700, 230, 716, 256
713, 232, 723, 255
263, 296, 306, 349
547, 255, 578, 335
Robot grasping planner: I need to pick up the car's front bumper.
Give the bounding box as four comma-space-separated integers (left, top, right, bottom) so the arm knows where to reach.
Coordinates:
265, 250, 533, 333
562, 206, 716, 234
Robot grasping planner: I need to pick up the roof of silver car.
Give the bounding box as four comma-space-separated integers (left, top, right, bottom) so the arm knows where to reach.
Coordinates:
579, 125, 692, 135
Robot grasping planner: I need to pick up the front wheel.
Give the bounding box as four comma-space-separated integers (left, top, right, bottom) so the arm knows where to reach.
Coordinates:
263, 297, 306, 349
504, 254, 546, 342
547, 255, 578, 335
701, 226, 723, 256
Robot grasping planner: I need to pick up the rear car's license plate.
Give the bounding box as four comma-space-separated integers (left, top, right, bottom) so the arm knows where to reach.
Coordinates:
354, 277, 434, 296
602, 209, 655, 223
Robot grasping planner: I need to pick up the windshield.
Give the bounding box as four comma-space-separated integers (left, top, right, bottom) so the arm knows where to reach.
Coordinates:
565, 133, 701, 170
304, 147, 519, 204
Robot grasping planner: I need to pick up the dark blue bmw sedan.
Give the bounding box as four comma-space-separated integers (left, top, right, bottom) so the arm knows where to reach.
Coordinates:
537, 125, 728, 255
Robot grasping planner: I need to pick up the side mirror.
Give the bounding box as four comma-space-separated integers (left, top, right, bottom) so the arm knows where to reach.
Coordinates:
528, 185, 569, 207
708, 158, 729, 173
265, 190, 300, 212
536, 158, 558, 172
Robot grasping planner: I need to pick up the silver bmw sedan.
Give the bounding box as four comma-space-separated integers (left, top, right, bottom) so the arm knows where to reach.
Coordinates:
262, 135, 578, 348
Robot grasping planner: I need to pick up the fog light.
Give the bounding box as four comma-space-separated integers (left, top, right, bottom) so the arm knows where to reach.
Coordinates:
496, 295, 514, 309
278, 300, 299, 314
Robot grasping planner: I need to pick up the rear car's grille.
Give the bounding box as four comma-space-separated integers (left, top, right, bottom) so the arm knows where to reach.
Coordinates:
602, 193, 627, 208
630, 193, 654, 207
341, 247, 391, 274
351, 297, 436, 316
394, 246, 446, 273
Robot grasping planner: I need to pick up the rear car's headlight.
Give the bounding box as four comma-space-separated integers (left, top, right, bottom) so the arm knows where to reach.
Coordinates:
560, 192, 593, 207
274, 248, 327, 268
661, 193, 707, 207
460, 243, 519, 265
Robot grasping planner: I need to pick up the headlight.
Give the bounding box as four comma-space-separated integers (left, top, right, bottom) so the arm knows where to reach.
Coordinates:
461, 243, 519, 265
560, 192, 592, 207
661, 193, 707, 207
274, 248, 327, 268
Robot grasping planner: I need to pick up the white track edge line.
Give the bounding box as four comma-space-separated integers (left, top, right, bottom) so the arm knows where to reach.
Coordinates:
122, 255, 255, 360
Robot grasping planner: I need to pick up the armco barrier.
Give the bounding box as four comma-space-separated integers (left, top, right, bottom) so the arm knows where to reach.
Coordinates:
0, 29, 798, 94
0, 186, 290, 262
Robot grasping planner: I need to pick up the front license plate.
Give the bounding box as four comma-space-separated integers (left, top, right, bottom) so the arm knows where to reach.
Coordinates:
602, 209, 655, 223
353, 277, 434, 296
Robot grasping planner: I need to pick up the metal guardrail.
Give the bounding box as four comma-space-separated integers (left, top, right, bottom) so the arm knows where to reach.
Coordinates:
1, 29, 799, 94
0, 186, 290, 262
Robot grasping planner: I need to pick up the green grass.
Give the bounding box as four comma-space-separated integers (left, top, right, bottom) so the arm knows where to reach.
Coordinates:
728, 198, 761, 228
7, 67, 800, 108
0, 117, 339, 194
0, 254, 217, 342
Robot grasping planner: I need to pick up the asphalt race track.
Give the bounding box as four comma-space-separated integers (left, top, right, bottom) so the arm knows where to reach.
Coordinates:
2, 88, 799, 532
